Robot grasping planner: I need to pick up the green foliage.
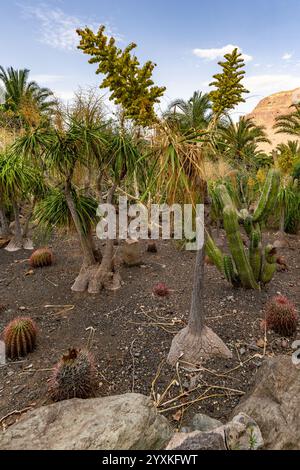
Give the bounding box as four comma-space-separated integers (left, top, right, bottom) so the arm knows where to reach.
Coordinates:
217, 116, 270, 166
206, 169, 280, 289
77, 25, 166, 125
0, 150, 45, 202
34, 187, 98, 235
209, 48, 249, 116
276, 141, 300, 174
3, 317, 37, 359
0, 66, 56, 129
265, 295, 298, 336
163, 91, 212, 132
275, 104, 300, 138
49, 348, 97, 401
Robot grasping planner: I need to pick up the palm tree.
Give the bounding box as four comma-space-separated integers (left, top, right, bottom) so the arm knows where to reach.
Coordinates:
163, 91, 212, 133
217, 116, 270, 166
0, 67, 56, 128
276, 141, 300, 174
275, 104, 300, 137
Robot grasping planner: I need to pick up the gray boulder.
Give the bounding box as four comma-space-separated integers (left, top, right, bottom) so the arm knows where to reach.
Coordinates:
0, 393, 172, 450
167, 413, 263, 450
191, 413, 222, 432
233, 355, 300, 450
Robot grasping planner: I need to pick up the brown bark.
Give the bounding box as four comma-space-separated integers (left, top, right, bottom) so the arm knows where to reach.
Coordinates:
0, 199, 10, 237
70, 184, 121, 294
167, 183, 232, 367
65, 183, 96, 268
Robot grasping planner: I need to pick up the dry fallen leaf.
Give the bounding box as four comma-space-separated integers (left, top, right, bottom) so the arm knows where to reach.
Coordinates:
25, 270, 34, 276
256, 338, 266, 349
172, 409, 183, 422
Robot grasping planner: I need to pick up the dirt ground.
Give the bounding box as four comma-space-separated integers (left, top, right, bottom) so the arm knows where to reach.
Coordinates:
0, 230, 299, 431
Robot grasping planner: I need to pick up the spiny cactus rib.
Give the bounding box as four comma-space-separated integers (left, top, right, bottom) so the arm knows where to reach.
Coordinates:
49, 348, 97, 402
205, 234, 224, 274
249, 228, 262, 281
265, 295, 298, 336
261, 245, 277, 284
30, 248, 53, 268
223, 205, 259, 289
223, 255, 240, 287
253, 169, 280, 223
216, 184, 237, 211
3, 317, 37, 359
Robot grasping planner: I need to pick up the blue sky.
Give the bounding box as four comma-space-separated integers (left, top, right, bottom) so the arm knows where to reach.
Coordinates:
1, 0, 300, 116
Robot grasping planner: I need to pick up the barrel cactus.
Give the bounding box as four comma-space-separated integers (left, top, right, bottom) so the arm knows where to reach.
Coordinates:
3, 317, 37, 359
206, 169, 280, 289
30, 248, 53, 268
265, 295, 298, 336
49, 348, 98, 402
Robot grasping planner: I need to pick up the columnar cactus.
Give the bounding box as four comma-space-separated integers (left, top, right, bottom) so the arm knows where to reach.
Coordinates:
206, 169, 280, 289
3, 317, 37, 359
49, 348, 98, 402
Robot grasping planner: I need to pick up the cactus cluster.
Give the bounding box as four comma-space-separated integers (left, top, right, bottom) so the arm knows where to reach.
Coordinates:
49, 348, 98, 402
153, 282, 170, 297
30, 248, 53, 268
206, 169, 280, 289
265, 295, 298, 336
3, 317, 37, 359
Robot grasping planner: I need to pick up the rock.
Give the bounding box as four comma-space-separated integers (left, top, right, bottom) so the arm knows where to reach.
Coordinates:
233, 355, 300, 450
166, 413, 263, 450
122, 239, 142, 267
224, 413, 263, 450
191, 413, 222, 432
247, 87, 300, 152
0, 393, 172, 450
166, 430, 226, 450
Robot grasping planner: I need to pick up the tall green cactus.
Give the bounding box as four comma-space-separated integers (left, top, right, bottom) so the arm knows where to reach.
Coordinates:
206, 169, 280, 289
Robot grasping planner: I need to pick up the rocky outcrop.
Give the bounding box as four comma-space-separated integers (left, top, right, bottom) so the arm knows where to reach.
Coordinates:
166, 413, 263, 450
247, 88, 300, 152
0, 393, 172, 450
233, 355, 300, 450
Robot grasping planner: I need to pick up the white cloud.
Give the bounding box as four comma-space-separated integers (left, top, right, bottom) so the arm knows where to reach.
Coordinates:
21, 4, 116, 51
54, 90, 75, 102
244, 74, 300, 94
31, 74, 64, 84
193, 44, 253, 62
282, 52, 293, 60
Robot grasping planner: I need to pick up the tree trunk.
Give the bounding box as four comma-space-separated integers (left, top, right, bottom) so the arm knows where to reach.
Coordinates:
167, 246, 232, 366
0, 199, 10, 238
168, 182, 232, 367
65, 183, 96, 268
23, 197, 36, 238
70, 184, 121, 294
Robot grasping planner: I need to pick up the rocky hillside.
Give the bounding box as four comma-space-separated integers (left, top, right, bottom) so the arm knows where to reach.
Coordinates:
246, 87, 300, 153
